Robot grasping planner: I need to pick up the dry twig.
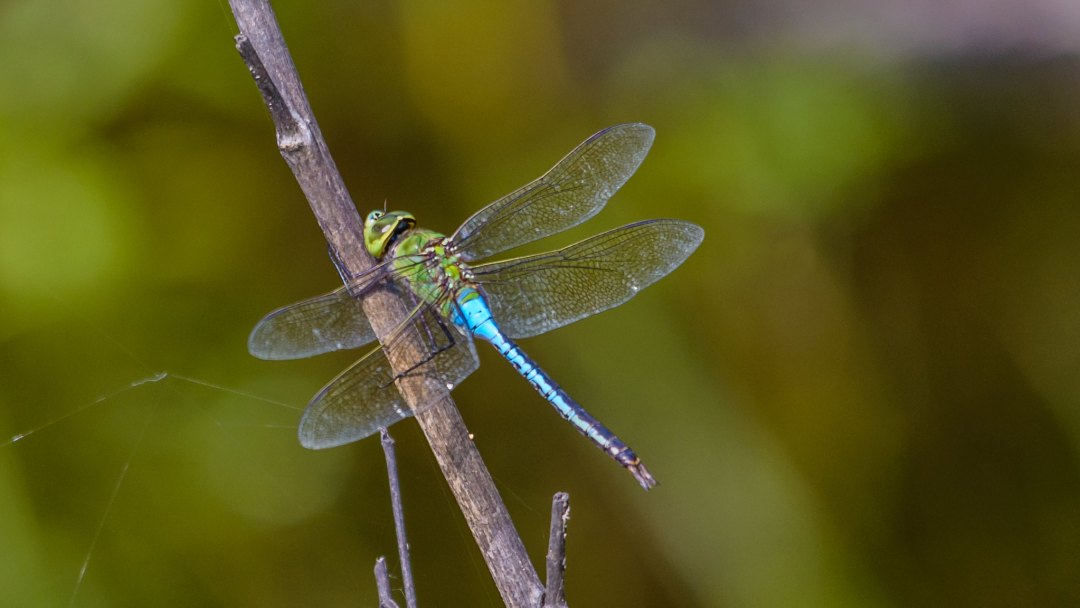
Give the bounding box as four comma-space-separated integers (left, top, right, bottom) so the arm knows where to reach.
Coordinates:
227, 1, 543, 605
381, 429, 417, 608
374, 557, 400, 608
544, 493, 571, 608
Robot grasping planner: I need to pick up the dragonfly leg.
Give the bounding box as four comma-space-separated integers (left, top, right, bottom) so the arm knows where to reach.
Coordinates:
381, 308, 459, 388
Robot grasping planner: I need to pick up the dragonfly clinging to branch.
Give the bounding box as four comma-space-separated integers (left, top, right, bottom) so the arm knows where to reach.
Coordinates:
249, 124, 704, 489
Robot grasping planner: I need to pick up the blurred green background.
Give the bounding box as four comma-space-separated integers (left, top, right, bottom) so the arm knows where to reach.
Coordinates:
2, 1, 1080, 606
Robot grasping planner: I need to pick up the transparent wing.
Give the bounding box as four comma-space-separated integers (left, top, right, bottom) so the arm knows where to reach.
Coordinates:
248, 285, 378, 360
248, 258, 429, 360
298, 299, 479, 449
471, 219, 704, 339
451, 124, 655, 261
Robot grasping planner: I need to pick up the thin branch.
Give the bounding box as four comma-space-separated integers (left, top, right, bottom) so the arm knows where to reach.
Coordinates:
234, 36, 308, 152
381, 429, 417, 608
226, 2, 542, 606
374, 557, 401, 608
544, 492, 571, 608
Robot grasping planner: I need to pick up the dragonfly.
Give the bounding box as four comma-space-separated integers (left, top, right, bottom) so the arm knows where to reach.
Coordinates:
249, 124, 703, 489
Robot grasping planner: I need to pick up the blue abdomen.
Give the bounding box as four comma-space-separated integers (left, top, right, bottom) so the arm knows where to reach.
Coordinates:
453, 288, 500, 341
452, 287, 654, 488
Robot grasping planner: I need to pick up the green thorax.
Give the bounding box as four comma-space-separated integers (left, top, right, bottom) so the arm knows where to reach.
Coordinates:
363, 209, 474, 318
390, 228, 472, 317
358, 209, 473, 321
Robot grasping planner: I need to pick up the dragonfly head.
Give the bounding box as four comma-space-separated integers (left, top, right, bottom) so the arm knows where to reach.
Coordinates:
364, 210, 417, 259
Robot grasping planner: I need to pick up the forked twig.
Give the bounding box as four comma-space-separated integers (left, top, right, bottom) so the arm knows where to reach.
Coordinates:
544, 492, 571, 608
226, 1, 542, 606
381, 429, 417, 608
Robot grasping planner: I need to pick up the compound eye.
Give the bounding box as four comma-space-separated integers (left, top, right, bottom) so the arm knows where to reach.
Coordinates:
367, 210, 384, 222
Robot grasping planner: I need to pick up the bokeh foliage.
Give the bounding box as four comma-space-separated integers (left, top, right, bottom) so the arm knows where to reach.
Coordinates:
2, 1, 1079, 606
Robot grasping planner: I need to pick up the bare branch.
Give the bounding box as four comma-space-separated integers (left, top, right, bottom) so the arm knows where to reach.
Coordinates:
374, 557, 401, 608
234, 35, 309, 153
226, 1, 542, 606
544, 492, 571, 608
380, 429, 417, 608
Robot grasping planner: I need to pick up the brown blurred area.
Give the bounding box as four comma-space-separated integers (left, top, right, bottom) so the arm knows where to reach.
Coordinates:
2, 1, 1079, 606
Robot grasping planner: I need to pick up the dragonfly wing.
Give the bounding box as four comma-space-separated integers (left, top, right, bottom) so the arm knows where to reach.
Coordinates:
472, 219, 704, 339
298, 345, 410, 449
298, 302, 480, 449
451, 124, 655, 261
248, 285, 378, 360
248, 259, 414, 360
